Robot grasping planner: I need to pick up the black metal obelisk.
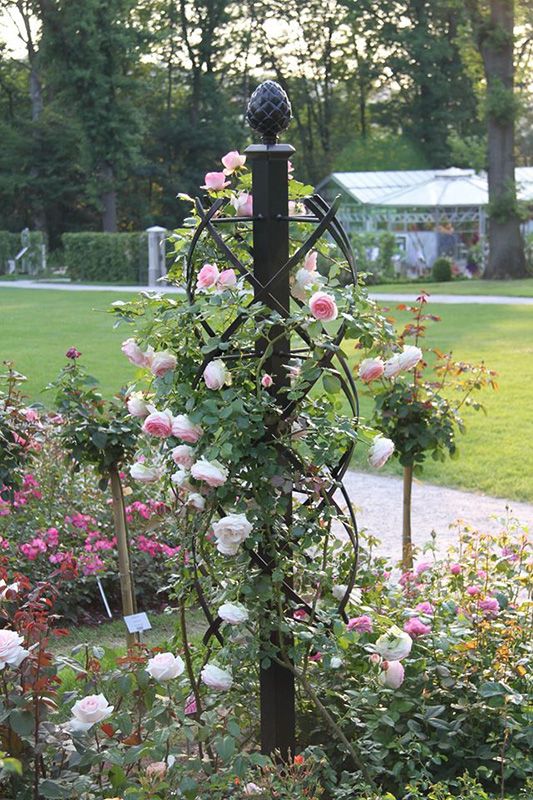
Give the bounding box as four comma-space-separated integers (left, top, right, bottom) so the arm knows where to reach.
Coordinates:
245, 81, 296, 760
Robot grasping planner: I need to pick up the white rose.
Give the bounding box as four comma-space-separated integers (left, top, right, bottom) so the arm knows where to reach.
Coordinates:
171, 414, 203, 444
150, 351, 177, 378
218, 602, 249, 625
398, 345, 422, 372
332, 584, 362, 606
200, 664, 233, 691
187, 492, 206, 511
375, 625, 413, 661
130, 462, 162, 483
203, 359, 230, 390
171, 468, 188, 487
212, 513, 252, 556
146, 652, 185, 682
191, 458, 228, 488
368, 436, 395, 469
383, 353, 402, 378
243, 783, 263, 795
0, 630, 29, 669
126, 392, 149, 418
70, 693, 113, 731
379, 660, 405, 689
171, 445, 195, 469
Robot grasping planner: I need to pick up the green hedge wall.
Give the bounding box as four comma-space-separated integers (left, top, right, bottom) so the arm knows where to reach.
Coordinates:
0, 231, 20, 273
63, 232, 148, 283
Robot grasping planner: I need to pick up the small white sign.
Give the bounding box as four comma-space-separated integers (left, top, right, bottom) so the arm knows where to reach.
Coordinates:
124, 612, 152, 634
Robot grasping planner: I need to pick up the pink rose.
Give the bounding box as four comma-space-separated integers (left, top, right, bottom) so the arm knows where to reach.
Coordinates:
150, 351, 177, 378
415, 561, 432, 576
197, 263, 219, 290
261, 374, 273, 388
222, 150, 246, 174
127, 392, 149, 418
304, 250, 318, 272
403, 616, 431, 637
184, 693, 197, 715
171, 445, 195, 469
383, 354, 402, 378
143, 410, 173, 438
466, 585, 481, 596
232, 191, 253, 217
203, 359, 229, 390
369, 652, 381, 665
398, 345, 423, 372
172, 415, 203, 443
218, 268, 237, 288
309, 291, 338, 322
450, 562, 462, 575
288, 161, 294, 177
202, 171, 229, 191
191, 458, 228, 488
358, 358, 385, 383
379, 660, 405, 689
479, 597, 499, 616
130, 462, 162, 483
347, 615, 373, 634
415, 601, 434, 616
368, 436, 395, 468
122, 338, 151, 368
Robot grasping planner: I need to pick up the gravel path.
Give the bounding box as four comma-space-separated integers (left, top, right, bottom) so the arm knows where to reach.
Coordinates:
2, 280, 533, 304
341, 469, 533, 561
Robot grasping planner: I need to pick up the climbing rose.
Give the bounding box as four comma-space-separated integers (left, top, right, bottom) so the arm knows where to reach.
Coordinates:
368, 436, 395, 468
304, 250, 318, 271
222, 150, 246, 173
415, 601, 434, 616
191, 458, 228, 488
202, 171, 229, 191
122, 338, 151, 368
467, 585, 481, 596
218, 602, 249, 625
359, 358, 384, 383
203, 359, 229, 390
218, 268, 237, 288
150, 351, 177, 378
170, 468, 188, 487
172, 415, 203, 443
143, 410, 174, 438
171, 445, 195, 469
201, 664, 233, 691
479, 597, 500, 616
292, 267, 315, 302
212, 513, 252, 556
398, 345, 423, 371
70, 693, 113, 731
309, 291, 338, 321
187, 492, 206, 511
375, 625, 413, 661
146, 652, 185, 682
404, 616, 431, 637
127, 392, 149, 418
261, 374, 273, 388
232, 191, 253, 216
347, 615, 373, 634
379, 660, 405, 689
0, 630, 29, 669
450, 562, 462, 575
383, 353, 403, 378
130, 462, 162, 483
197, 263, 219, 290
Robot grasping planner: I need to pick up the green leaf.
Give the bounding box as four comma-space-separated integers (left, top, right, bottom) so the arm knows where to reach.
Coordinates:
9, 709, 34, 737
215, 734, 236, 762
322, 374, 342, 394
39, 780, 73, 799
479, 681, 507, 697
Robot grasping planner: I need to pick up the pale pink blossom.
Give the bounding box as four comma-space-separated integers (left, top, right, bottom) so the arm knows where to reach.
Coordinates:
127, 392, 149, 418
171, 445, 195, 469
187, 492, 206, 511
191, 458, 228, 488
172, 415, 203, 443
70, 693, 113, 731
415, 601, 434, 615
201, 664, 233, 691
379, 660, 405, 689
398, 345, 423, 372
347, 615, 373, 633
291, 267, 315, 301
221, 150, 246, 174
150, 351, 177, 378
404, 616, 431, 637
197, 263, 219, 290
450, 562, 462, 575
218, 268, 237, 288
358, 358, 385, 383
143, 410, 174, 438
304, 250, 318, 272
232, 191, 253, 216
146, 652, 185, 682
309, 291, 338, 321
122, 338, 152, 368
383, 353, 403, 378
130, 462, 162, 483
479, 597, 500, 616
261, 374, 273, 388
203, 359, 229, 390
202, 171, 229, 191
467, 585, 481, 596
0, 630, 29, 669
368, 436, 395, 468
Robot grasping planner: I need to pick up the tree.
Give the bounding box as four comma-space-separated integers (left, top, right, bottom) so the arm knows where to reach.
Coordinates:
466, 0, 527, 278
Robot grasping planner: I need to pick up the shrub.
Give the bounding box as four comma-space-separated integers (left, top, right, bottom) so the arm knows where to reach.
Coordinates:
0, 231, 19, 273
63, 231, 148, 283
432, 256, 452, 282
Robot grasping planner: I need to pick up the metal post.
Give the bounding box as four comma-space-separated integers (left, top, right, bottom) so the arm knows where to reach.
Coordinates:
146, 225, 167, 287
245, 81, 295, 761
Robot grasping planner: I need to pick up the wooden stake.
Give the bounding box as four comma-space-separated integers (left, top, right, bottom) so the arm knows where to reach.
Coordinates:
402, 464, 414, 570
109, 466, 136, 647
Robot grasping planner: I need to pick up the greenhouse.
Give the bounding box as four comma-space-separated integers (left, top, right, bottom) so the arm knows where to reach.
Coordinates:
318, 167, 533, 274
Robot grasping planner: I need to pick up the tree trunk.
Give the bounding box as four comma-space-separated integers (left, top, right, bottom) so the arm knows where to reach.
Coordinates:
101, 162, 118, 232
402, 465, 414, 570
481, 0, 526, 279
109, 466, 137, 647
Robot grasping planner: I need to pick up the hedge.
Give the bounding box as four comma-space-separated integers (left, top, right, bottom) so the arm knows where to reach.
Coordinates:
63, 232, 148, 283
0, 231, 45, 275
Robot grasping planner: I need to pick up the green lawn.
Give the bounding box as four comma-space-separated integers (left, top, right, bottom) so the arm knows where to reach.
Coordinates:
0, 289, 136, 399
374, 278, 533, 297
1, 288, 532, 501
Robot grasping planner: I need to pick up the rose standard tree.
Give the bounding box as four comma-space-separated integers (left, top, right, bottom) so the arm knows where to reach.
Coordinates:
114, 81, 394, 763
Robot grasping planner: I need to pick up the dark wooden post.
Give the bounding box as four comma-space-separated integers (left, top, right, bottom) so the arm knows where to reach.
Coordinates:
245, 81, 296, 760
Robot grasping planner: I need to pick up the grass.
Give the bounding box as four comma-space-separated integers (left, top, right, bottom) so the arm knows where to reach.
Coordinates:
1, 288, 532, 501
373, 278, 533, 297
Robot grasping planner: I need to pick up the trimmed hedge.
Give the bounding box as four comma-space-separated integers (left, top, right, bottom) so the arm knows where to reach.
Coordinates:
0, 231, 45, 275
432, 256, 452, 282
63, 232, 148, 283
